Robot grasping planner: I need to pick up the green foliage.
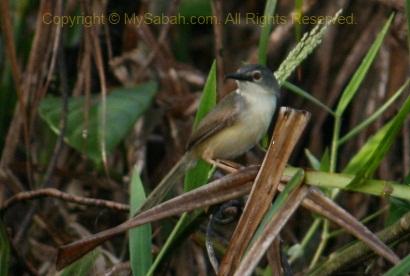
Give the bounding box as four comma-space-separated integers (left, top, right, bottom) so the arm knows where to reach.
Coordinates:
38, 82, 157, 164
338, 81, 409, 145
335, 14, 394, 116
386, 198, 410, 227
129, 166, 152, 276
330, 13, 394, 172
384, 253, 410, 276
343, 122, 392, 175
282, 11, 410, 271
347, 93, 410, 189
294, 0, 303, 42
185, 60, 216, 192
258, 0, 278, 65
283, 81, 334, 115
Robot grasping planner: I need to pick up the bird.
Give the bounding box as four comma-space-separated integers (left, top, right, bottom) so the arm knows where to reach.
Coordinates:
56, 64, 280, 270
134, 64, 280, 215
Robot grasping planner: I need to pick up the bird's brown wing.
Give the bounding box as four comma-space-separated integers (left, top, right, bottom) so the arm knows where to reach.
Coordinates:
186, 92, 243, 151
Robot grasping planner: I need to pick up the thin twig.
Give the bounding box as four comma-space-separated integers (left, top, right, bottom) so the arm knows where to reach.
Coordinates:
1, 188, 129, 214
43, 2, 66, 188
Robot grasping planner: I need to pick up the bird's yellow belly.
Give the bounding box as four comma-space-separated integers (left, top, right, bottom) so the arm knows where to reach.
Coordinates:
194, 114, 267, 160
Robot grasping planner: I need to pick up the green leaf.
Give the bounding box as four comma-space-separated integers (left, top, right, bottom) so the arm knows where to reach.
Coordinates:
305, 149, 321, 171
335, 13, 394, 115
295, 0, 303, 42
343, 121, 391, 174
304, 148, 330, 172
0, 219, 10, 276
384, 252, 410, 276
258, 0, 278, 65
185, 60, 216, 192
339, 80, 409, 145
129, 166, 152, 276
283, 81, 334, 115
386, 198, 410, 227
191, 61, 217, 130
346, 93, 410, 189
319, 148, 331, 172
39, 81, 157, 164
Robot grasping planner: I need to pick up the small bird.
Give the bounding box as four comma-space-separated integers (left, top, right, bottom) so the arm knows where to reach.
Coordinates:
138, 64, 280, 213
56, 64, 280, 270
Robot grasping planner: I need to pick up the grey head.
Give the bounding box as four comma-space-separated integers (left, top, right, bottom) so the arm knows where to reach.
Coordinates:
225, 64, 279, 96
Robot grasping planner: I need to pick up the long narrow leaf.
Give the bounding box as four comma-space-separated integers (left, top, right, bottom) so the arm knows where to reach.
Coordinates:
346, 93, 410, 189
258, 0, 278, 65
184, 60, 216, 191
335, 13, 394, 115
339, 79, 409, 145
295, 0, 303, 42
283, 81, 334, 115
343, 121, 392, 174
384, 253, 410, 276
129, 166, 152, 276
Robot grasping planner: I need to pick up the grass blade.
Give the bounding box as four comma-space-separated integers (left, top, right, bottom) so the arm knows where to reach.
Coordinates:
339, 79, 409, 145
335, 13, 394, 115
283, 81, 334, 115
384, 253, 410, 276
346, 93, 410, 189
129, 166, 152, 276
258, 0, 278, 65
184, 60, 216, 191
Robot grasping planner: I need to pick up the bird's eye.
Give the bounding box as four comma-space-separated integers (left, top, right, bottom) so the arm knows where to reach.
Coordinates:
252, 71, 262, 80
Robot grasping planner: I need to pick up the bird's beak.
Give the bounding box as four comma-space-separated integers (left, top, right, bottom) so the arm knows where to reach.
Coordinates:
225, 72, 252, 81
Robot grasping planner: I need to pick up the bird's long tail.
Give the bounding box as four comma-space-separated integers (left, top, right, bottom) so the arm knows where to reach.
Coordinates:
56, 154, 192, 271
136, 154, 192, 214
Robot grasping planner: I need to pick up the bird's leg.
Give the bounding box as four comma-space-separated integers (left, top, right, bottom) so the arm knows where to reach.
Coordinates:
218, 159, 244, 171
202, 151, 242, 173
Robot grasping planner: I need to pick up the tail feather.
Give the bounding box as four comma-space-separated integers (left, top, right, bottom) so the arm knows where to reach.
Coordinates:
136, 154, 192, 214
